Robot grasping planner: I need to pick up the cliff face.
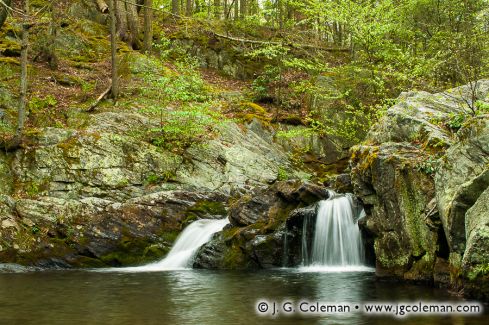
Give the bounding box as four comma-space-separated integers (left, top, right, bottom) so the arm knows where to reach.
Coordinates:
350, 81, 489, 299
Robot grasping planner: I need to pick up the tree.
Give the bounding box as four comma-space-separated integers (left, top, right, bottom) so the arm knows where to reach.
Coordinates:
0, 0, 12, 29
186, 0, 192, 16
172, 0, 179, 15
113, 0, 141, 49
239, 0, 246, 18
38, 0, 58, 69
16, 0, 29, 140
109, 0, 119, 99
143, 0, 153, 52
214, 0, 221, 19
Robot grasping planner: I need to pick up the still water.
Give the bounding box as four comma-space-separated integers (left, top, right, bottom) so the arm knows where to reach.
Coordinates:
0, 269, 486, 325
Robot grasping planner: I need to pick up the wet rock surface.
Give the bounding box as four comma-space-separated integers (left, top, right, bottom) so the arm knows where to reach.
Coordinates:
194, 181, 326, 269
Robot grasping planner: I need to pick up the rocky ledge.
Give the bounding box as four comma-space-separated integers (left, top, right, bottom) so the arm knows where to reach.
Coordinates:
0, 111, 306, 267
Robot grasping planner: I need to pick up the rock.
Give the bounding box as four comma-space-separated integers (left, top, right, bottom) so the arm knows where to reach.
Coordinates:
324, 173, 353, 193
367, 81, 489, 147
0, 189, 227, 267
462, 187, 489, 300
276, 124, 349, 166
435, 117, 489, 254
176, 122, 303, 195
194, 181, 326, 269
349, 81, 489, 298
351, 143, 440, 281
0, 110, 306, 267
229, 180, 329, 226
0, 263, 41, 273
12, 127, 183, 201
0, 152, 13, 194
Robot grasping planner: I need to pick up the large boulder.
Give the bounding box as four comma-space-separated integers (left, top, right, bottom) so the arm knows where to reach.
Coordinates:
435, 117, 489, 254
350, 81, 489, 292
462, 187, 489, 300
351, 143, 441, 281
193, 181, 328, 269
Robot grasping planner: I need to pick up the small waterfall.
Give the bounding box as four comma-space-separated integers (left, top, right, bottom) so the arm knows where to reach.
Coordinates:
301, 191, 372, 272
121, 218, 229, 272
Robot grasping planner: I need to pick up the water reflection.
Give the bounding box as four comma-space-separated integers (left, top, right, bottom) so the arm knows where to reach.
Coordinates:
0, 269, 486, 325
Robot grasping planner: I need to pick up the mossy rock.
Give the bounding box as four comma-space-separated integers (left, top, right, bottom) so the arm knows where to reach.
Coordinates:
278, 114, 304, 126
0, 36, 20, 57
221, 243, 248, 269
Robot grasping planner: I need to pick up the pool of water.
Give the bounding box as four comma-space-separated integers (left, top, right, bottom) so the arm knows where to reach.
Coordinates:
0, 269, 486, 324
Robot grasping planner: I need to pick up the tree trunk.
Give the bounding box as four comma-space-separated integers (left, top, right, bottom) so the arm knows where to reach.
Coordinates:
172, 0, 179, 15
143, 0, 152, 52
278, 0, 283, 30
239, 0, 246, 18
214, 0, 220, 19
186, 0, 192, 16
125, 1, 141, 49
233, 0, 238, 19
0, 0, 12, 29
109, 0, 119, 99
17, 0, 29, 137
47, 0, 58, 69
115, 0, 128, 42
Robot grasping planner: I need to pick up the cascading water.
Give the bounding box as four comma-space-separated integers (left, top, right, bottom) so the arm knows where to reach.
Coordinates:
301, 191, 373, 272
120, 218, 229, 272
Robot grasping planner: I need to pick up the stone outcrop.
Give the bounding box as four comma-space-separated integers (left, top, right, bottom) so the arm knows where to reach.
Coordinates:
0, 111, 304, 267
351, 143, 440, 281
350, 80, 489, 299
434, 117, 489, 255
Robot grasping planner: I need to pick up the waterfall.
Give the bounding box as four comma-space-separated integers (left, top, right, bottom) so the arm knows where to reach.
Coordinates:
120, 218, 229, 272
301, 191, 372, 272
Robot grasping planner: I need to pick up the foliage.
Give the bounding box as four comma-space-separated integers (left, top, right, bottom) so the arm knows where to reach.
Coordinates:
277, 166, 289, 181
146, 103, 225, 152
417, 156, 440, 175
446, 113, 466, 131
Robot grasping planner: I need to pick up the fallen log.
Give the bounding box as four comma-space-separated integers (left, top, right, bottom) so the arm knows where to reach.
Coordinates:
86, 84, 111, 112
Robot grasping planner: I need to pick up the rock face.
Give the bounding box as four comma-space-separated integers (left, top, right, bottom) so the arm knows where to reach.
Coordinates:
462, 187, 489, 299
0, 111, 303, 267
193, 181, 328, 269
434, 117, 489, 254
351, 143, 441, 280
350, 80, 489, 299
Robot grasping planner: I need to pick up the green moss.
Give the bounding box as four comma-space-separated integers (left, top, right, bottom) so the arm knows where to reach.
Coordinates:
57, 136, 81, 157
221, 226, 240, 240
277, 166, 289, 181
222, 243, 246, 269
278, 114, 304, 125
185, 201, 227, 219
351, 146, 380, 172
0, 57, 19, 65
0, 36, 20, 57
238, 113, 272, 124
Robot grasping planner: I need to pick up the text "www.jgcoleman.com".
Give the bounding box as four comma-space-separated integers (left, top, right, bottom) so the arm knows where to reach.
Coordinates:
255, 300, 483, 318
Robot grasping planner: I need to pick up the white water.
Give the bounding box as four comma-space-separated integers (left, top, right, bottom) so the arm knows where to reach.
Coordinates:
302, 192, 373, 272
119, 218, 229, 272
